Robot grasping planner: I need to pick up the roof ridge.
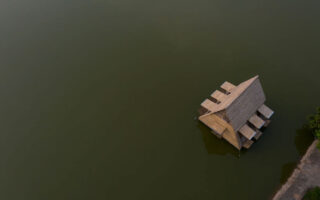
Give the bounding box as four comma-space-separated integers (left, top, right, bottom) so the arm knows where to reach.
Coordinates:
201, 75, 260, 116
226, 75, 259, 107
212, 75, 259, 113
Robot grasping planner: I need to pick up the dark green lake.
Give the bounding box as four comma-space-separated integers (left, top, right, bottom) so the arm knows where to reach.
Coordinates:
1, 0, 320, 199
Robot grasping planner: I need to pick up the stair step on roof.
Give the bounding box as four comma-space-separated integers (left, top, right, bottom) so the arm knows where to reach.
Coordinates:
211, 90, 227, 102
238, 124, 256, 140
258, 104, 274, 119
249, 114, 265, 129
220, 81, 236, 93
201, 99, 218, 112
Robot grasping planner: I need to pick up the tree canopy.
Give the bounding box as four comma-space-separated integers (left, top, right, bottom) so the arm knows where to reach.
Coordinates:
308, 107, 320, 150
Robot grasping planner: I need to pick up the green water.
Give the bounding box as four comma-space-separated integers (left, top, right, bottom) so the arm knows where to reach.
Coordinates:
1, 0, 320, 199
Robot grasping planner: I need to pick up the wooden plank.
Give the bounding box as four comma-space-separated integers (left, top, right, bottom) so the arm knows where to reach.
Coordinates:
199, 115, 226, 135
211, 90, 227, 102
249, 114, 265, 129
263, 119, 271, 127
220, 81, 235, 93
243, 139, 254, 149
254, 130, 263, 140
201, 99, 218, 112
258, 104, 274, 119
238, 124, 256, 140
198, 107, 209, 116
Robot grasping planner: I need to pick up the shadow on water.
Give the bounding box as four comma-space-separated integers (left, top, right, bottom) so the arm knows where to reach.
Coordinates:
280, 162, 297, 184
280, 124, 315, 184
294, 124, 314, 156
197, 122, 240, 157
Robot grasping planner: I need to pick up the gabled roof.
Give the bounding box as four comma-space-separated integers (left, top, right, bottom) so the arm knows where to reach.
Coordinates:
199, 75, 272, 150
205, 75, 266, 131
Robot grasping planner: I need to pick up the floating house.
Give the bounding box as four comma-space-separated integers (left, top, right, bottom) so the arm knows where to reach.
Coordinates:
198, 75, 274, 150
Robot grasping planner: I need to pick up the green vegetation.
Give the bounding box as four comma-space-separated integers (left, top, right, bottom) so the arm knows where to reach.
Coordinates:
308, 107, 320, 150
303, 186, 320, 200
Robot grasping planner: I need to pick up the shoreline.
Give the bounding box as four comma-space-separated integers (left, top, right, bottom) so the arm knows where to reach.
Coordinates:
272, 139, 320, 200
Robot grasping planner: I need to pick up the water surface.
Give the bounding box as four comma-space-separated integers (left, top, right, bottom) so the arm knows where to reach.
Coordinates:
1, 0, 320, 199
